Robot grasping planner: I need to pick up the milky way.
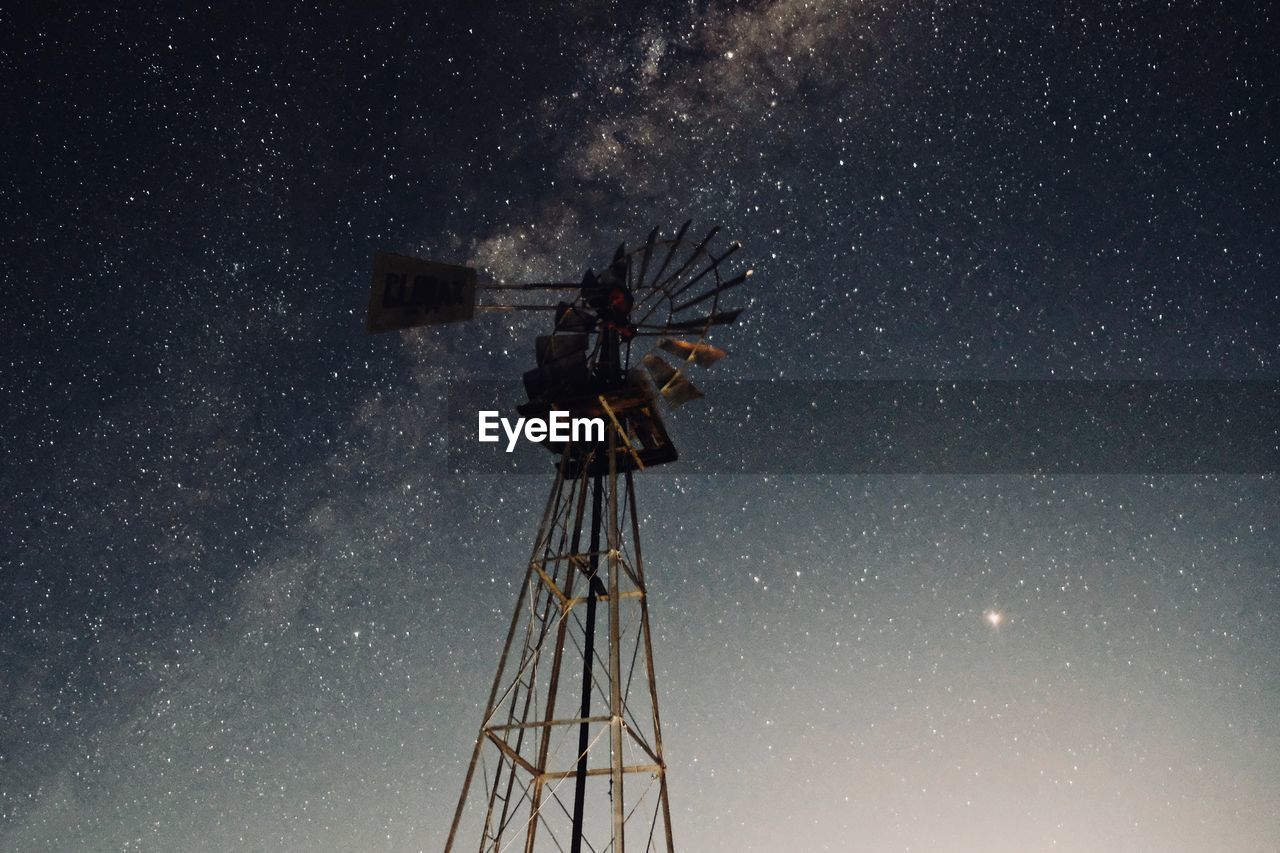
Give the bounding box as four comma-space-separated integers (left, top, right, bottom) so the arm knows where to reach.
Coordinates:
2, 2, 1277, 851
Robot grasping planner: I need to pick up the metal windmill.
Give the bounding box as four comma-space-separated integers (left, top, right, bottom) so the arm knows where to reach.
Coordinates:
366, 222, 752, 852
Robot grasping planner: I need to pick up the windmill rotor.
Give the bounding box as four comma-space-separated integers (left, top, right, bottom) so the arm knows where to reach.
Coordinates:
509, 222, 752, 464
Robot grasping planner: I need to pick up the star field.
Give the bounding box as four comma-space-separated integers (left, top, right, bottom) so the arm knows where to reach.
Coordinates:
1, 2, 1277, 851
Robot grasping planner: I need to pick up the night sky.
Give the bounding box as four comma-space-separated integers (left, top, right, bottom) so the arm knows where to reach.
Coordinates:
3, 2, 1278, 851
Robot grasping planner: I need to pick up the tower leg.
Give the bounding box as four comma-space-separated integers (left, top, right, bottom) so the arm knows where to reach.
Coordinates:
569, 473, 603, 852
627, 470, 676, 853
607, 431, 626, 852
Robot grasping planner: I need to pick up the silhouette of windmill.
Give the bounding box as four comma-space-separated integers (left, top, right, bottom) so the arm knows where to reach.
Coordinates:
367, 222, 752, 852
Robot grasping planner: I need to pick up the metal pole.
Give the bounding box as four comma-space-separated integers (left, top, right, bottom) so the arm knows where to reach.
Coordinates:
569, 473, 604, 853
607, 427, 626, 851
476, 281, 581, 291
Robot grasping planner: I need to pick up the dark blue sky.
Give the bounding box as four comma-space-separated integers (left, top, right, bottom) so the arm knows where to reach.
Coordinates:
2, 2, 1277, 850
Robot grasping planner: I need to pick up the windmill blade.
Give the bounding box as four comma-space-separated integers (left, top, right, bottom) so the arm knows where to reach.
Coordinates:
651, 225, 720, 298
642, 352, 705, 408
634, 226, 659, 294
659, 373, 704, 408
610, 242, 628, 281
641, 352, 679, 387
666, 242, 742, 303
672, 269, 753, 313
651, 307, 745, 331
580, 268, 605, 309
643, 220, 691, 296
657, 338, 727, 366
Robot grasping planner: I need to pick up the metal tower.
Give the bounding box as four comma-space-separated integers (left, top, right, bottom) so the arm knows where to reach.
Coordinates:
366, 223, 752, 852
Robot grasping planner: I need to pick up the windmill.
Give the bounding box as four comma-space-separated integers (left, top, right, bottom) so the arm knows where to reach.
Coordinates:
367, 222, 752, 852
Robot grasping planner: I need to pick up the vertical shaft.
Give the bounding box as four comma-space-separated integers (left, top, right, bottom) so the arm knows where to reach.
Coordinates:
606, 427, 626, 851
569, 473, 604, 853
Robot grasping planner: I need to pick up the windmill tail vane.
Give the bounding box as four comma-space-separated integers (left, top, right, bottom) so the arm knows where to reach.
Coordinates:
365, 222, 754, 851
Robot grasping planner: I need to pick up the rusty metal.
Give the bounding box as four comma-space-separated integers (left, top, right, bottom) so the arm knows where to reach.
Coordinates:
656, 338, 727, 366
